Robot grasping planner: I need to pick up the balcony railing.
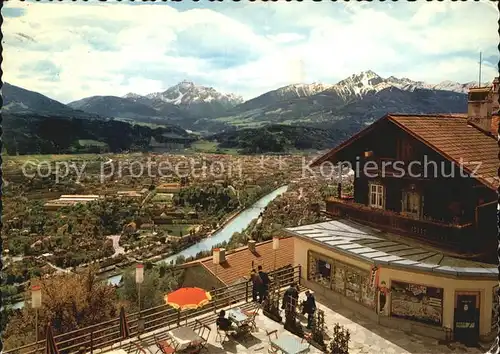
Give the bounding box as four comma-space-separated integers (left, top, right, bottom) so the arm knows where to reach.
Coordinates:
4, 265, 301, 354
325, 197, 474, 249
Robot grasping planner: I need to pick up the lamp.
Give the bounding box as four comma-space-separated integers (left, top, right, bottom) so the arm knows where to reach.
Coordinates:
32, 285, 42, 343
136, 264, 144, 312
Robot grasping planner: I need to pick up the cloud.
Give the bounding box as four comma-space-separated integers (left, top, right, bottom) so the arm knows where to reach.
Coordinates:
2, 1, 498, 103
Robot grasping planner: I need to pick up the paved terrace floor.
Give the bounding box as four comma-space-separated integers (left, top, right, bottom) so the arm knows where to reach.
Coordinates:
97, 291, 484, 354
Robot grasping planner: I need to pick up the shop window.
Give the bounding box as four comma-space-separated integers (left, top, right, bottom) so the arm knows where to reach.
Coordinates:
308, 252, 332, 288
390, 280, 443, 326
307, 251, 375, 309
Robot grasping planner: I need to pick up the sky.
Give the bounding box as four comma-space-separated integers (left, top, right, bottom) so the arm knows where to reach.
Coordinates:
2, 0, 499, 104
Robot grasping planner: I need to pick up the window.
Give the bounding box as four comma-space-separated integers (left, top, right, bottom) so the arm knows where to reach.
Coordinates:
307, 251, 376, 310
369, 183, 385, 209
390, 281, 443, 326
307, 253, 332, 288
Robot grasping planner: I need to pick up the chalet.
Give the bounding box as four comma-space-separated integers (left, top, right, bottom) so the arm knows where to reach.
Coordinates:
283, 78, 499, 346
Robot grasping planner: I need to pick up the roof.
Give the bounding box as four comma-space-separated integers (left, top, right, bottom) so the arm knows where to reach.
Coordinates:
185, 237, 295, 285
285, 219, 497, 278
311, 114, 499, 190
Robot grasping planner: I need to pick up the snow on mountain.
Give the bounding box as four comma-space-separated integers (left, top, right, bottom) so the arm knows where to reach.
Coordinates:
320, 70, 477, 102
146, 80, 243, 107
273, 83, 333, 99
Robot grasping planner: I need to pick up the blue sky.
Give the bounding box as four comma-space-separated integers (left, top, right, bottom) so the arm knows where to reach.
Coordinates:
2, 0, 498, 103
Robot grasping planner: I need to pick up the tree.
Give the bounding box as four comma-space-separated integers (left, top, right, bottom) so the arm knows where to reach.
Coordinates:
117, 267, 182, 312
3, 267, 118, 350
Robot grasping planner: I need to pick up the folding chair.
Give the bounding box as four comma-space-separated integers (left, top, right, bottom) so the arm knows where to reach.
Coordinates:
265, 329, 279, 354
215, 324, 231, 343
243, 301, 262, 331
196, 323, 212, 352
154, 334, 179, 354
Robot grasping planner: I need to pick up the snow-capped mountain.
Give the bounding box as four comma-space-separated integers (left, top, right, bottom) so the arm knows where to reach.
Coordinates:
321, 70, 477, 102
122, 81, 243, 118
146, 80, 243, 106
234, 83, 332, 112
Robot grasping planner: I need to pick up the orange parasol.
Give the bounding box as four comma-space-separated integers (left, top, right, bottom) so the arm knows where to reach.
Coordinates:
164, 287, 212, 310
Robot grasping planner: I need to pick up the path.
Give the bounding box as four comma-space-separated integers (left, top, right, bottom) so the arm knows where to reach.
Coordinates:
106, 235, 125, 257
46, 261, 72, 274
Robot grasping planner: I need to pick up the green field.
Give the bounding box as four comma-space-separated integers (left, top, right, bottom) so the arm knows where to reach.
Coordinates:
158, 224, 196, 237
188, 140, 240, 155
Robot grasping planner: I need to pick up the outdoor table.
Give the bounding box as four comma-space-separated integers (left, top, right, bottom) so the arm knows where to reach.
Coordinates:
168, 327, 203, 351
270, 335, 310, 354
227, 308, 249, 327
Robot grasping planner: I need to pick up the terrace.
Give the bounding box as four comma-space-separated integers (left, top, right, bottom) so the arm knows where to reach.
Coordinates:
325, 197, 475, 251
6, 266, 483, 354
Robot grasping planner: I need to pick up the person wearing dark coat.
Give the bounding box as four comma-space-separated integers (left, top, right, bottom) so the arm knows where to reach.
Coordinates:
304, 291, 317, 329
250, 269, 263, 302
258, 265, 270, 303
281, 283, 299, 313
216, 310, 233, 331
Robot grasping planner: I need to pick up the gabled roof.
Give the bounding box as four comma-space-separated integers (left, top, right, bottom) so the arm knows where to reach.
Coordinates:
311, 114, 499, 190
182, 237, 295, 286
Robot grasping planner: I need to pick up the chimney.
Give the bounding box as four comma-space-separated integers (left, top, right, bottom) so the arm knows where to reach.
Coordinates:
467, 82, 494, 133
492, 77, 499, 112
212, 248, 226, 264
248, 240, 256, 253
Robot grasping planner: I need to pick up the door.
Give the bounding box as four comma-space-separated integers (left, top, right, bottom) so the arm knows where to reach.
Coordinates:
402, 191, 421, 218
454, 294, 480, 346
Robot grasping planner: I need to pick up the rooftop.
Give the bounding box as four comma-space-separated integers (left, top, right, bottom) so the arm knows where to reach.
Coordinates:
285, 219, 497, 278
184, 237, 295, 286
311, 113, 499, 190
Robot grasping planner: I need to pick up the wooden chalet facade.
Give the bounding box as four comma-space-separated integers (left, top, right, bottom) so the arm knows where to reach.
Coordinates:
311, 80, 499, 263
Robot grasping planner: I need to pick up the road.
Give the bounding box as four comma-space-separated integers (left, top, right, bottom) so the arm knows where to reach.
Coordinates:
106, 235, 125, 257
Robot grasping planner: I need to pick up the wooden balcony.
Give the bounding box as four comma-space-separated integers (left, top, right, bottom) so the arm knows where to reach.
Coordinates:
325, 197, 475, 251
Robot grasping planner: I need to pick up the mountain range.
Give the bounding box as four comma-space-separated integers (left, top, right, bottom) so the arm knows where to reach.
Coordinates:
2, 71, 480, 154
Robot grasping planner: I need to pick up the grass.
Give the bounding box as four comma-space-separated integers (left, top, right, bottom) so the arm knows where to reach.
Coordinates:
152, 193, 174, 202
187, 140, 240, 155
158, 224, 196, 237
77, 139, 108, 147
2, 153, 105, 162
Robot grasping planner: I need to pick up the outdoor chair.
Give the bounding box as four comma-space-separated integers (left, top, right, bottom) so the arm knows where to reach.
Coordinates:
243, 304, 260, 332
154, 334, 179, 354
195, 323, 212, 351
265, 329, 279, 354
215, 324, 232, 343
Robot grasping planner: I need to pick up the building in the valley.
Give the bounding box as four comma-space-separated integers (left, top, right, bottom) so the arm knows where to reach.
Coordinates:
157, 183, 183, 194
282, 79, 499, 346
44, 195, 102, 211
116, 190, 145, 199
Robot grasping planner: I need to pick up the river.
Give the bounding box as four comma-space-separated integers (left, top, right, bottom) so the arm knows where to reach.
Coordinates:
6, 185, 288, 310
107, 185, 288, 285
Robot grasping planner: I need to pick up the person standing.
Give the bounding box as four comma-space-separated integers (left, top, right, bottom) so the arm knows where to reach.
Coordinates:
250, 269, 262, 302
304, 291, 316, 329
258, 265, 270, 302
282, 283, 299, 314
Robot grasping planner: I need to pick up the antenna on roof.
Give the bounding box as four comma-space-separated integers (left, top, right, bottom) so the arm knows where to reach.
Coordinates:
478, 52, 482, 87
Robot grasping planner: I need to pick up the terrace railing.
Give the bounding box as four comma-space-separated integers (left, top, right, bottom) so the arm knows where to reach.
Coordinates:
5, 264, 301, 354
326, 197, 474, 249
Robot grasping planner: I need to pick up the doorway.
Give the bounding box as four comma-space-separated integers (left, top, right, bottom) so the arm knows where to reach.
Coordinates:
454, 292, 480, 347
